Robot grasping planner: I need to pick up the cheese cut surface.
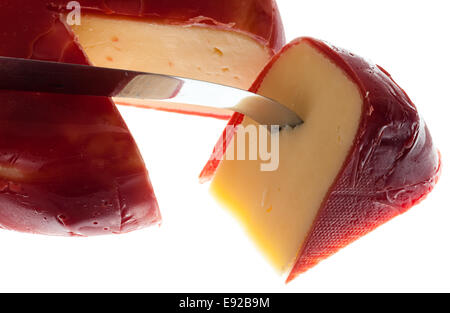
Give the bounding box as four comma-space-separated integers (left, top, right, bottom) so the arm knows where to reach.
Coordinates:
211, 43, 363, 272
72, 14, 272, 90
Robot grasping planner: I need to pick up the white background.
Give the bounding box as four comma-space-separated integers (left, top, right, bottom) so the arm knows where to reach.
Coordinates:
1, 0, 449, 292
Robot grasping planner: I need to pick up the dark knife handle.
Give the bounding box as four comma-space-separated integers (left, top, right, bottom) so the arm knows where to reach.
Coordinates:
0, 56, 138, 97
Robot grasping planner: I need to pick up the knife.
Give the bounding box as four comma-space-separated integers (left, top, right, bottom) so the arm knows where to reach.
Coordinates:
0, 56, 303, 127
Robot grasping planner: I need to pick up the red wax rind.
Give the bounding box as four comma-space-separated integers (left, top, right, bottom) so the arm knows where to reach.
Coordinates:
0, 1, 161, 236
200, 37, 441, 281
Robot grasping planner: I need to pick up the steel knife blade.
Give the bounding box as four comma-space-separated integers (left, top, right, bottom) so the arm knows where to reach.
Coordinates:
0, 56, 303, 127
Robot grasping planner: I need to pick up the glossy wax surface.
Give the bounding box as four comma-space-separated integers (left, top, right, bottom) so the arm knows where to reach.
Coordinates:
0, 1, 160, 236
286, 38, 441, 281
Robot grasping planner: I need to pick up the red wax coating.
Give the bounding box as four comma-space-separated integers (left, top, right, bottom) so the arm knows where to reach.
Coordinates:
200, 38, 441, 281
0, 1, 160, 236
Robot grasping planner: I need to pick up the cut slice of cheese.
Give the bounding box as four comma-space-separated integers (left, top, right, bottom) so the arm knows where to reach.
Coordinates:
210, 42, 362, 273
205, 37, 440, 281
72, 14, 272, 90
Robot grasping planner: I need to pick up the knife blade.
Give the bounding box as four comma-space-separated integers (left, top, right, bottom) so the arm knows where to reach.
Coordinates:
0, 56, 303, 127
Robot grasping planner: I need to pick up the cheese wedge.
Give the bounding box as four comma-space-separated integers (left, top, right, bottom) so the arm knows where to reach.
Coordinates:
202, 38, 441, 281
0, 0, 284, 236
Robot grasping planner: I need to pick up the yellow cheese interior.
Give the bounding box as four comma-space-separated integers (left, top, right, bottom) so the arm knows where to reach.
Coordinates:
210, 42, 363, 273
71, 14, 271, 89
